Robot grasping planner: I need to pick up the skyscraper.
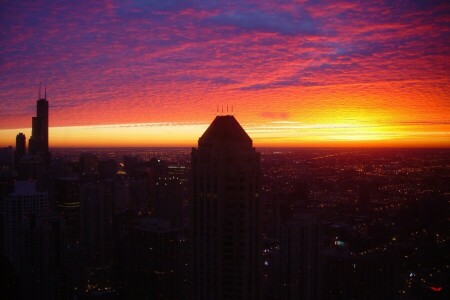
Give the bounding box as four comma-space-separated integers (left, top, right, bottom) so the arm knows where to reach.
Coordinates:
191, 115, 262, 300
154, 176, 184, 227
14, 133, 26, 167
29, 88, 50, 166
3, 181, 49, 272
79, 181, 113, 294
125, 217, 184, 299
23, 211, 67, 300
54, 177, 80, 240
279, 214, 322, 300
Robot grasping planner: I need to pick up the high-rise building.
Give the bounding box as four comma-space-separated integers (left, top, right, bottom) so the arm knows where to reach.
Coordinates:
17, 154, 44, 181
98, 159, 118, 180
79, 181, 114, 294
28, 88, 50, 166
3, 181, 49, 272
54, 177, 80, 240
129, 178, 149, 213
191, 115, 262, 300
154, 176, 184, 227
14, 133, 26, 167
279, 214, 322, 300
22, 211, 67, 300
79, 152, 98, 175
0, 146, 14, 178
123, 155, 140, 177
125, 217, 185, 299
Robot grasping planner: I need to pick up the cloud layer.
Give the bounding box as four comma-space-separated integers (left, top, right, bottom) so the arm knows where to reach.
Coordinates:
0, 0, 449, 146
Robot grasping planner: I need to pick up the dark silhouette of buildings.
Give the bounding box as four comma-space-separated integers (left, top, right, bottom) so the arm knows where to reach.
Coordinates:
17, 154, 44, 181
22, 211, 67, 300
191, 115, 262, 299
3, 181, 49, 273
28, 88, 50, 166
0, 146, 14, 179
54, 177, 80, 240
123, 155, 140, 177
154, 176, 184, 227
79, 181, 114, 294
79, 152, 99, 177
279, 214, 322, 300
98, 159, 118, 181
125, 217, 184, 299
14, 133, 26, 167
3, 182, 67, 300
322, 247, 400, 300
2, 93, 447, 300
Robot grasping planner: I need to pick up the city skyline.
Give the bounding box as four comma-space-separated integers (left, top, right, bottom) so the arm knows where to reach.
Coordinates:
0, 93, 448, 298
1, 0, 449, 147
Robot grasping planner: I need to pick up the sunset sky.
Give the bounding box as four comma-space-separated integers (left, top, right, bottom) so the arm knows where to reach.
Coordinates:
1, 0, 449, 147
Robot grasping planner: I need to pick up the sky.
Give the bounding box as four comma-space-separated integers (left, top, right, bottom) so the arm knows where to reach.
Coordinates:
0, 0, 449, 147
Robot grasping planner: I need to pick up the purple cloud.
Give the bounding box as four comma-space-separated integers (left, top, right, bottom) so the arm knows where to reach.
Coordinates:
207, 9, 318, 36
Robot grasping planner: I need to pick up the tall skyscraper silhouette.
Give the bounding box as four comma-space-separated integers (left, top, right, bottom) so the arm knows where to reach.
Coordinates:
23, 211, 67, 300
192, 115, 262, 300
79, 181, 114, 294
3, 181, 49, 273
125, 217, 184, 299
279, 214, 322, 300
14, 133, 26, 166
29, 87, 50, 166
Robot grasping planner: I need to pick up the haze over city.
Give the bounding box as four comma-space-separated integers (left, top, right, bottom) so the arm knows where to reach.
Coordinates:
1, 0, 449, 147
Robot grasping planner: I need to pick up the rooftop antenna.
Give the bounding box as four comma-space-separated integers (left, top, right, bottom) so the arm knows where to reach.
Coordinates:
222, 105, 224, 114
231, 105, 233, 115
44, 83, 47, 99
217, 105, 219, 115
39, 82, 42, 99
227, 105, 229, 114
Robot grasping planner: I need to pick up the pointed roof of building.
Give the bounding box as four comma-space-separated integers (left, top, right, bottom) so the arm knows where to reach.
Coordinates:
199, 115, 252, 144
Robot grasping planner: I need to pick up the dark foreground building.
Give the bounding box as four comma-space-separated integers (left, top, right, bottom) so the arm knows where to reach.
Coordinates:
191, 115, 262, 300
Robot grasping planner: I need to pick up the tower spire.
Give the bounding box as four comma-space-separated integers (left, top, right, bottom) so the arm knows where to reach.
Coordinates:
39, 82, 42, 99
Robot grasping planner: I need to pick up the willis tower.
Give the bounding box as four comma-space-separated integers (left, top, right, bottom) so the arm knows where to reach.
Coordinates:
28, 85, 50, 166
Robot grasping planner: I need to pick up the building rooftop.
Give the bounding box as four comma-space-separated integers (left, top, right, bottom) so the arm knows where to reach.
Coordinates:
199, 115, 252, 144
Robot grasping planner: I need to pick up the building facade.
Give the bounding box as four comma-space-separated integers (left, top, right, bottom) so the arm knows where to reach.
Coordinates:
191, 115, 262, 300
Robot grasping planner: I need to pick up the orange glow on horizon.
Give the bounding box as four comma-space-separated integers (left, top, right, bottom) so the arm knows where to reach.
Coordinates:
1, 81, 449, 148
1, 119, 448, 148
